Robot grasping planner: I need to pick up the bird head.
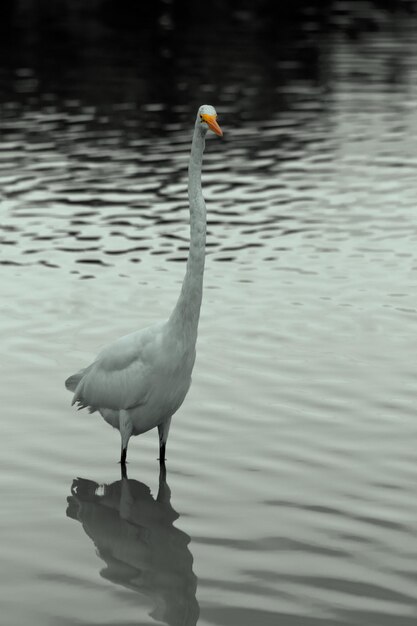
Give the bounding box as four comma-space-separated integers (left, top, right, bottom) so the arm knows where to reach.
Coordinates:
197, 104, 223, 137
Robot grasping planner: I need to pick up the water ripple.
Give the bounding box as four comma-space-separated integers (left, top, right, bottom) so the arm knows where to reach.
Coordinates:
2, 3, 417, 626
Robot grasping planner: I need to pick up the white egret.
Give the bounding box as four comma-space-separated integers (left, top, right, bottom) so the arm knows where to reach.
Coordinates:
66, 104, 223, 466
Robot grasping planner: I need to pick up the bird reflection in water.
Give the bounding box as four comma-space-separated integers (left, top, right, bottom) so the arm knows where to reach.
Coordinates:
66, 465, 199, 626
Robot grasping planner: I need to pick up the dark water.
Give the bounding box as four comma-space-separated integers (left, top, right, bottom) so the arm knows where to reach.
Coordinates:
1, 2, 417, 625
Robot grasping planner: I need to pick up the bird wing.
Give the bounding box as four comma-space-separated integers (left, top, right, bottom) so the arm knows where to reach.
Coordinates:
71, 324, 164, 411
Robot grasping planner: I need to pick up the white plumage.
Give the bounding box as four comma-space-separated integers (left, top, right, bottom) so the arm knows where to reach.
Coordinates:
66, 105, 223, 466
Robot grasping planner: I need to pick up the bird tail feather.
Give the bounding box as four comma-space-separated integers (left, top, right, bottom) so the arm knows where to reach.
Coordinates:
66, 366, 98, 414
65, 368, 87, 392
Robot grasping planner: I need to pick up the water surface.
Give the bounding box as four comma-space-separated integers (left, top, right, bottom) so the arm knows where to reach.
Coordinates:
1, 2, 417, 625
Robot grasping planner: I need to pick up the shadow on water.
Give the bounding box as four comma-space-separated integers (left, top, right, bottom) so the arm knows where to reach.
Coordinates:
66, 466, 199, 626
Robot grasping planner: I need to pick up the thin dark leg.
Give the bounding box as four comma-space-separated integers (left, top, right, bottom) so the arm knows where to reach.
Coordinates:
120, 447, 127, 465
159, 442, 166, 464
121, 462, 127, 479
159, 460, 166, 483
158, 423, 166, 463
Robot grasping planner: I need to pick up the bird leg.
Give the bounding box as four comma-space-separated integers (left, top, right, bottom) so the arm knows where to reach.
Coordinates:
119, 410, 132, 467
120, 460, 128, 479
120, 446, 127, 465
158, 421, 170, 463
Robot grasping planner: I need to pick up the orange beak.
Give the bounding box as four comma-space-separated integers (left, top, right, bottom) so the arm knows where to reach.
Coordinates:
201, 114, 223, 137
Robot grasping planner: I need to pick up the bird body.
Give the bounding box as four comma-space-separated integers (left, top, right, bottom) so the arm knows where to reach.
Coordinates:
69, 321, 195, 433
66, 105, 223, 465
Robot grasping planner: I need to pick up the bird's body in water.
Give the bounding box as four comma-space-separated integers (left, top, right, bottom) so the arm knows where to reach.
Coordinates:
66, 105, 223, 467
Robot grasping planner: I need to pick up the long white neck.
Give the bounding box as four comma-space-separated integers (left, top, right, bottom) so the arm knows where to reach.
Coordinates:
169, 122, 207, 341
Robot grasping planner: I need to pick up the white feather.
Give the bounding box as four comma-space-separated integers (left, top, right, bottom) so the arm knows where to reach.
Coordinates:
65, 105, 222, 463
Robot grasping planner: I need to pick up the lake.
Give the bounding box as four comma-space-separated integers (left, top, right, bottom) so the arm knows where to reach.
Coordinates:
1, 2, 417, 625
